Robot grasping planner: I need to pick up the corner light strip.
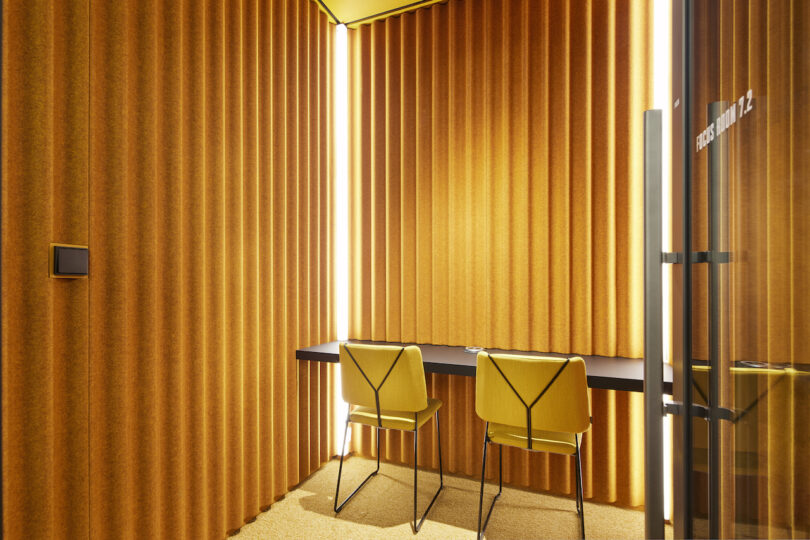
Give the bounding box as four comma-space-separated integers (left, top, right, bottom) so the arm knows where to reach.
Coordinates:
334, 23, 350, 455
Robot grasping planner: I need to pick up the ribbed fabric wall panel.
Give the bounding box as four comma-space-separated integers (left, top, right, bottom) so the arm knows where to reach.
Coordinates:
2, 2, 90, 538
2, 1, 334, 539
347, 0, 651, 508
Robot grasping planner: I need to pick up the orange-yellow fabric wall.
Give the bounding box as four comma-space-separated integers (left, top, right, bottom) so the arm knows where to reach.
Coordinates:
347, 0, 652, 507
2, 1, 334, 539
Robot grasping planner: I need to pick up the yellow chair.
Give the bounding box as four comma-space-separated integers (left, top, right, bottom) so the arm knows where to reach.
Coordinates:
335, 343, 444, 533
475, 352, 591, 539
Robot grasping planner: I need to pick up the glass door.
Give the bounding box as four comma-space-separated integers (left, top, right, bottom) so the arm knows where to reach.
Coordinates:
671, 1, 810, 538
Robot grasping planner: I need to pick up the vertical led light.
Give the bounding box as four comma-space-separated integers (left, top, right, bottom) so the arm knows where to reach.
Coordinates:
334, 23, 350, 455
334, 23, 349, 342
653, 0, 673, 523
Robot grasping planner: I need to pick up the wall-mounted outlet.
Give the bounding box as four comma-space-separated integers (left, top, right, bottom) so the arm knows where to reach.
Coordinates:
50, 243, 89, 278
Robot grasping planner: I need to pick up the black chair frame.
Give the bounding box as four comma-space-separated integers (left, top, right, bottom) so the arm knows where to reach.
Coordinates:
334, 345, 444, 533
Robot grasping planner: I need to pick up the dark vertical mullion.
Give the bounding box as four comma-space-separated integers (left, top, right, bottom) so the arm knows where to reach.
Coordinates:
707, 100, 727, 540
682, 1, 695, 538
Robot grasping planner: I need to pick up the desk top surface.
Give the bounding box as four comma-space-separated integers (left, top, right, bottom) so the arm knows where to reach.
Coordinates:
297, 340, 673, 394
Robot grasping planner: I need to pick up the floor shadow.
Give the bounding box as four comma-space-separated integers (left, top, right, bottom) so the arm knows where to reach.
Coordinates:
296, 458, 579, 536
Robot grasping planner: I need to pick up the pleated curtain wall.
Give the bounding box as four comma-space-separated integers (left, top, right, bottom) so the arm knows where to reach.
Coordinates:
688, 1, 810, 536
2, 1, 334, 539
347, 0, 652, 507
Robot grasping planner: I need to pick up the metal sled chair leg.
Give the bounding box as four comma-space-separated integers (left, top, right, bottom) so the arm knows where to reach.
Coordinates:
412, 411, 444, 532
334, 417, 381, 513
575, 434, 585, 539
477, 426, 502, 540
333, 411, 444, 532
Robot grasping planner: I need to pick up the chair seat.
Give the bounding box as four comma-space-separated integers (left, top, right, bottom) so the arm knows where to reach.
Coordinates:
350, 397, 442, 431
487, 423, 584, 454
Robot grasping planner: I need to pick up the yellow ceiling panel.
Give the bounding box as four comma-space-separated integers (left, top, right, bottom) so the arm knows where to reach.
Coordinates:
315, 0, 447, 27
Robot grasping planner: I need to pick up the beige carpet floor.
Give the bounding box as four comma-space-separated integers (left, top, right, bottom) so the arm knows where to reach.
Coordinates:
232, 456, 673, 539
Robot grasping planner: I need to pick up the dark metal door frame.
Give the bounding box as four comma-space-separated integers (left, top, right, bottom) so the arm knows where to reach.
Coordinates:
643, 108, 664, 540
643, 2, 696, 538
671, 3, 729, 538
680, 2, 695, 537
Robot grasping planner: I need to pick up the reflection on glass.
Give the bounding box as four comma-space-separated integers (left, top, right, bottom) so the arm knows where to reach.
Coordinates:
689, 1, 809, 537
692, 366, 809, 538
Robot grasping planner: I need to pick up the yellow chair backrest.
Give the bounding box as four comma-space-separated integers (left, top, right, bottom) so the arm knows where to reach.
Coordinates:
476, 352, 591, 435
339, 343, 428, 413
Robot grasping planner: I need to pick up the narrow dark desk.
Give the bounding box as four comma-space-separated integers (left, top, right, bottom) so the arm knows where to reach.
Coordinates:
297, 340, 673, 394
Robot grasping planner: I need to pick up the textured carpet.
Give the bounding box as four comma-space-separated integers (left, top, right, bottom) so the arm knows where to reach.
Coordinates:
232, 456, 673, 539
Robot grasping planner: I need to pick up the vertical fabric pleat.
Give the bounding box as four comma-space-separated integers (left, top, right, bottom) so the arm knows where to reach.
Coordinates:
2, 1, 334, 539
688, 1, 810, 537
52, 1, 92, 536
2, 1, 90, 538
180, 2, 208, 536
347, 0, 651, 508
